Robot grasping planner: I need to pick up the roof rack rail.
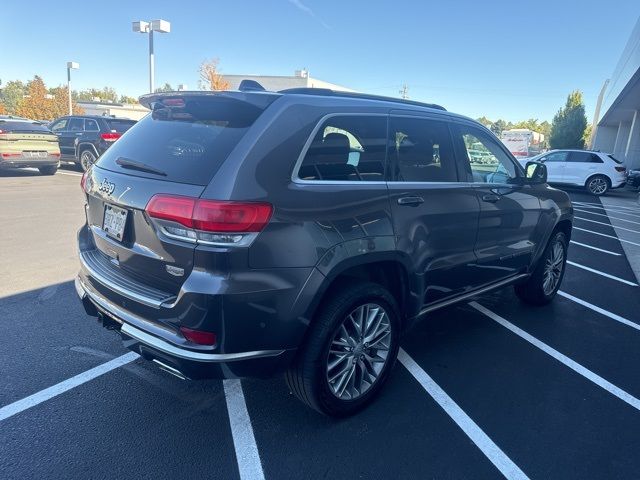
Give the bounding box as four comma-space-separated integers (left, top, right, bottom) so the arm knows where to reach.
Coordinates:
277, 87, 446, 111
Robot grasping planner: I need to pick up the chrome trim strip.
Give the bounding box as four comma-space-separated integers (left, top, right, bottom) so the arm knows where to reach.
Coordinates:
122, 323, 285, 363
79, 250, 175, 309
415, 274, 528, 317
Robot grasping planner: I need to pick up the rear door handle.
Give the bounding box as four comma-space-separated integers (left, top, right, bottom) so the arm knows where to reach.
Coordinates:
397, 196, 424, 206
482, 194, 500, 203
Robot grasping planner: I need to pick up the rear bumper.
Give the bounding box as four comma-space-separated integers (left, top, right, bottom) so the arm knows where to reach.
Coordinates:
75, 275, 296, 379
0, 156, 59, 168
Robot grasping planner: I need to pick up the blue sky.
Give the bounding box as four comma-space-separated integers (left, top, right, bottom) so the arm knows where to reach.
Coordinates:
1, 0, 638, 122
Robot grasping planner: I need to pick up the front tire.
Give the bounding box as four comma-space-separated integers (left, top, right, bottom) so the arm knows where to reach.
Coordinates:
586, 175, 609, 196
286, 281, 400, 417
38, 165, 58, 175
79, 149, 97, 172
515, 231, 568, 305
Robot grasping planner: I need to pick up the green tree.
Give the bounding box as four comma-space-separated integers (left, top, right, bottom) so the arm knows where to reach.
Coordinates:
476, 116, 493, 128
75, 87, 118, 102
491, 119, 508, 137
119, 95, 139, 104
0, 80, 27, 114
549, 90, 588, 149
154, 83, 174, 93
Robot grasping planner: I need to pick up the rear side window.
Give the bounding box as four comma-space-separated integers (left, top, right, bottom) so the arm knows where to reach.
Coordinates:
96, 96, 268, 185
0, 121, 50, 133
389, 116, 457, 182
568, 151, 602, 163
68, 118, 83, 132
105, 119, 136, 133
84, 119, 99, 131
297, 115, 387, 182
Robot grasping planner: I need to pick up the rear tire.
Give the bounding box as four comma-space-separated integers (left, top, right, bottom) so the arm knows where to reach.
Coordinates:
38, 165, 58, 175
515, 231, 567, 305
80, 149, 97, 172
586, 175, 609, 196
285, 281, 400, 417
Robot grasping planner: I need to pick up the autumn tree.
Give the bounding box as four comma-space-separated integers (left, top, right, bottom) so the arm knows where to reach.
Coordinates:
199, 58, 230, 91
15, 77, 83, 120
0, 103, 6, 114
0, 80, 27, 114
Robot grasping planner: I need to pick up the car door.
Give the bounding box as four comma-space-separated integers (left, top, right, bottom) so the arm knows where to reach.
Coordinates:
49, 118, 73, 157
451, 123, 542, 285
539, 151, 568, 183
387, 114, 480, 306
565, 151, 601, 185
63, 117, 84, 158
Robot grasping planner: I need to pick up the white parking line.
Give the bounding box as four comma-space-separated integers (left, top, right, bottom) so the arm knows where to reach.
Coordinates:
0, 352, 139, 422
57, 171, 82, 177
566, 260, 638, 286
569, 240, 621, 256
573, 227, 640, 247
575, 216, 640, 235
469, 302, 640, 412
574, 208, 640, 226
574, 201, 638, 211
558, 291, 640, 332
573, 204, 640, 219
223, 379, 265, 480
398, 349, 529, 480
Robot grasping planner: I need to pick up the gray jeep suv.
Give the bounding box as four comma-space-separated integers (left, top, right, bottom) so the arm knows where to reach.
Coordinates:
75, 86, 572, 416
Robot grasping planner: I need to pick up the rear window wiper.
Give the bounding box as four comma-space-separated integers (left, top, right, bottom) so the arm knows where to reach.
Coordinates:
116, 157, 167, 176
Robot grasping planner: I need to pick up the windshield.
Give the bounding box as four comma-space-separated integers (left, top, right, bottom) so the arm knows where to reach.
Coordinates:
0, 120, 51, 133
96, 96, 269, 185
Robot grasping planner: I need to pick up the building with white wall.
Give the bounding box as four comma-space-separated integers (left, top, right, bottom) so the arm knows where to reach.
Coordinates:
220, 69, 354, 93
592, 17, 640, 169
77, 101, 149, 120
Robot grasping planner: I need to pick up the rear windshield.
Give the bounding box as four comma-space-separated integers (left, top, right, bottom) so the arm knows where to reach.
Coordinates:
96, 97, 268, 185
608, 154, 623, 164
105, 119, 136, 133
0, 120, 50, 133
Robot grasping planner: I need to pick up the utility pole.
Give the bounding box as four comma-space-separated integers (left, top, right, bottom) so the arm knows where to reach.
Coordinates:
399, 84, 409, 100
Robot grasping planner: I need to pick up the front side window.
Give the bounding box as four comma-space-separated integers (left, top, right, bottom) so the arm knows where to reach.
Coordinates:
297, 115, 387, 182
542, 151, 569, 163
456, 126, 518, 184
389, 116, 457, 182
50, 119, 68, 132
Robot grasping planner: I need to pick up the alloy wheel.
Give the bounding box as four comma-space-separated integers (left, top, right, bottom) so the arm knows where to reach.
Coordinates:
543, 240, 564, 295
81, 151, 96, 171
588, 177, 607, 195
326, 303, 392, 401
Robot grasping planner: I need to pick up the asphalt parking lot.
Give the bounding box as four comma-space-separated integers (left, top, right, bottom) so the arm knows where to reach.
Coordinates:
1, 169, 639, 480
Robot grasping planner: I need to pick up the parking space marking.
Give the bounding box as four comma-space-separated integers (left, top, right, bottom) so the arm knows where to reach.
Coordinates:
57, 171, 82, 177
573, 227, 640, 247
575, 216, 640, 235
566, 261, 639, 286
0, 352, 139, 422
573, 204, 640, 219
223, 379, 265, 480
569, 240, 621, 256
470, 302, 640, 412
558, 291, 640, 332
574, 201, 638, 210
574, 208, 640, 226
398, 349, 529, 480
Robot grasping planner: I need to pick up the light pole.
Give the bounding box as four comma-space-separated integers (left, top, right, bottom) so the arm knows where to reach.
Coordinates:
133, 19, 171, 93
67, 62, 79, 115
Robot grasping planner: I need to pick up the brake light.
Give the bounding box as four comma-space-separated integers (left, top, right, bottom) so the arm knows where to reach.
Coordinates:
51, 152, 61, 158
100, 132, 122, 142
180, 327, 217, 346
615, 166, 626, 172
145, 194, 273, 245
1, 153, 21, 158
80, 170, 89, 192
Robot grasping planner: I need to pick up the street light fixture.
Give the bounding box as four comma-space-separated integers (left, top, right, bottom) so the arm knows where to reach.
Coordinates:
67, 61, 79, 115
133, 19, 171, 93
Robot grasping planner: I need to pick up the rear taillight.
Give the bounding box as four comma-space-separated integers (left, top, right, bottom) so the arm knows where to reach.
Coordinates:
145, 194, 273, 246
615, 166, 626, 172
80, 170, 89, 192
180, 326, 217, 346
1, 153, 21, 158
51, 152, 61, 158
100, 132, 122, 142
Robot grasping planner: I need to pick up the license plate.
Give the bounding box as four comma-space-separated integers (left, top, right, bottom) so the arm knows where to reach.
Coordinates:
103, 204, 128, 241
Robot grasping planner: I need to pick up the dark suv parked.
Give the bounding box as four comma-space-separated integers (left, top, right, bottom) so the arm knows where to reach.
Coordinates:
75, 87, 572, 416
49, 115, 136, 171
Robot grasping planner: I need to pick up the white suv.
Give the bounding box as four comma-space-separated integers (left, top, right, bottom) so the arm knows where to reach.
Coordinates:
521, 150, 627, 196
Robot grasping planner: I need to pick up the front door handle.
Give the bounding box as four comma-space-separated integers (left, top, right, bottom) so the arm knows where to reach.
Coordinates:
482, 194, 500, 203
397, 196, 425, 206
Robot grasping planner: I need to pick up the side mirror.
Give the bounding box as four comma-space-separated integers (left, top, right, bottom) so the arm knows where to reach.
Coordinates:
525, 161, 547, 184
